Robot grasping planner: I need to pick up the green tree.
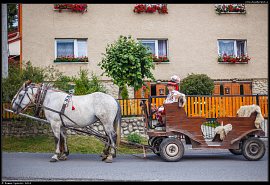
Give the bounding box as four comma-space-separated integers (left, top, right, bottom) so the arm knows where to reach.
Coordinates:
98, 35, 155, 98
180, 73, 214, 95
7, 4, 18, 32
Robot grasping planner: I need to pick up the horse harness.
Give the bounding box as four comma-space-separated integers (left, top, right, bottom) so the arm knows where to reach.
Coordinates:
34, 83, 48, 117
12, 85, 35, 113
34, 84, 78, 127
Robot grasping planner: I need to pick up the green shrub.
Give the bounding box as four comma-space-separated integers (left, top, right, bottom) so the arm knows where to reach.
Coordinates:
120, 85, 129, 99
127, 133, 143, 144
1, 61, 107, 102
53, 75, 73, 93
73, 69, 107, 95
2, 61, 48, 102
180, 73, 214, 95
202, 121, 221, 128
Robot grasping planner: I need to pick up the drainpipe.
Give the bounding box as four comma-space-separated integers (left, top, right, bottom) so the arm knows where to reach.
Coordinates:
2, 4, 8, 78
19, 4, 22, 71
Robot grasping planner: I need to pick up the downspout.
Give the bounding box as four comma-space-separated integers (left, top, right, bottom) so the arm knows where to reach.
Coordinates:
19, 4, 22, 71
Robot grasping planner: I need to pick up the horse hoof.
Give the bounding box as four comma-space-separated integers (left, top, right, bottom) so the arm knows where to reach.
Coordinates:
104, 155, 113, 163
101, 155, 108, 161
104, 158, 113, 163
59, 156, 67, 161
50, 158, 58, 162
65, 151, 69, 156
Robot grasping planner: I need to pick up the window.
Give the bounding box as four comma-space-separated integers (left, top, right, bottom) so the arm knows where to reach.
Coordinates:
55, 39, 87, 58
139, 39, 168, 57
218, 39, 247, 56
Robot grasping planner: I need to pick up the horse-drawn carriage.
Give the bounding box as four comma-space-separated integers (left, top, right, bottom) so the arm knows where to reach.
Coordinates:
7, 81, 266, 163
140, 96, 266, 162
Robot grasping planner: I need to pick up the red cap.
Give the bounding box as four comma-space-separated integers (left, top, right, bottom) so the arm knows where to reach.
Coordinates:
167, 81, 177, 86
167, 80, 179, 91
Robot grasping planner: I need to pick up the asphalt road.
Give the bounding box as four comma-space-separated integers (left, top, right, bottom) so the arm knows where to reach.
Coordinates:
2, 143, 268, 182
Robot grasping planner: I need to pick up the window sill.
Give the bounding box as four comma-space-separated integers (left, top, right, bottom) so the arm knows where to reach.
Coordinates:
216, 12, 246, 14
54, 61, 89, 64
218, 62, 248, 64
154, 62, 170, 64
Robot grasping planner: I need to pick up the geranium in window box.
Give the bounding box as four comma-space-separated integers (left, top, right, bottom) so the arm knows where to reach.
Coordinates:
218, 54, 250, 64
133, 4, 168, 14
152, 55, 170, 63
54, 56, 89, 63
215, 4, 246, 14
54, 4, 87, 13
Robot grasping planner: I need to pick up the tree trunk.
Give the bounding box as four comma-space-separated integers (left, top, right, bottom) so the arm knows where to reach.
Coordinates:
118, 86, 123, 99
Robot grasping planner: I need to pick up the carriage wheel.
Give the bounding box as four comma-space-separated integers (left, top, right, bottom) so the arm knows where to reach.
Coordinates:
242, 137, 265, 161
149, 137, 166, 156
229, 141, 243, 155
229, 148, 243, 155
159, 138, 184, 162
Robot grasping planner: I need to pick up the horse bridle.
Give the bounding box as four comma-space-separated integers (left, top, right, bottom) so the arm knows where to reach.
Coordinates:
11, 84, 36, 113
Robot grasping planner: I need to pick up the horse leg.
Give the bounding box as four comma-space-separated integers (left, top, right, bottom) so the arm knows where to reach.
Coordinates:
59, 127, 69, 161
101, 141, 110, 161
100, 131, 117, 161
50, 121, 61, 162
97, 113, 117, 163
104, 131, 117, 163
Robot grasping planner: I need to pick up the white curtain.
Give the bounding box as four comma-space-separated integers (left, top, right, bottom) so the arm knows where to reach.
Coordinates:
77, 40, 87, 57
237, 41, 245, 56
57, 41, 74, 57
218, 40, 234, 55
158, 40, 167, 56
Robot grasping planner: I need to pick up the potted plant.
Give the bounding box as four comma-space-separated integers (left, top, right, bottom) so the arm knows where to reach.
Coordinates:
54, 4, 88, 13
218, 54, 251, 63
152, 55, 170, 63
215, 4, 246, 14
133, 4, 168, 14
54, 56, 89, 63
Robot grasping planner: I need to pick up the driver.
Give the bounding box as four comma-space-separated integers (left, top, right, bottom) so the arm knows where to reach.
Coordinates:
155, 75, 186, 127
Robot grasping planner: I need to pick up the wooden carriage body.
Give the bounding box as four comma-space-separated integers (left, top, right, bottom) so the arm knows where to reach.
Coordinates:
146, 102, 265, 150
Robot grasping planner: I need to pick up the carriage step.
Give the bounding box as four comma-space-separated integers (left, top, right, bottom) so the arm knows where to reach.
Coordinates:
205, 141, 222, 146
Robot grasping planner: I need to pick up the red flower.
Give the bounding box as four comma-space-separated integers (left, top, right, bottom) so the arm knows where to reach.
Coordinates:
219, 53, 250, 63
134, 4, 168, 14
54, 4, 87, 13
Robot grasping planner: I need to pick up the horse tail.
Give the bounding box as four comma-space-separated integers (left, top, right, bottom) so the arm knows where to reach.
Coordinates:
114, 100, 122, 147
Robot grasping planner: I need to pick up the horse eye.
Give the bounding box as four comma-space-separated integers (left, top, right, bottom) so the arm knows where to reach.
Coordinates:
19, 94, 23, 98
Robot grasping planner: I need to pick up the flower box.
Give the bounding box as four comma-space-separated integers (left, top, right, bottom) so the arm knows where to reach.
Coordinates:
152, 55, 170, 63
54, 4, 87, 13
218, 54, 250, 64
133, 4, 168, 14
215, 4, 246, 14
54, 56, 89, 63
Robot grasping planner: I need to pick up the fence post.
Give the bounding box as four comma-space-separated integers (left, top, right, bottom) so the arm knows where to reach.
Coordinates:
256, 94, 259, 106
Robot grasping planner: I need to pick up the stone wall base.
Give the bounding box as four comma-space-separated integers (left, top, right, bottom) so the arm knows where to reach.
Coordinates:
1, 117, 148, 138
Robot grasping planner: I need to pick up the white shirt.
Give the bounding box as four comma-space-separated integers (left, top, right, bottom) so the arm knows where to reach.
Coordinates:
164, 90, 181, 104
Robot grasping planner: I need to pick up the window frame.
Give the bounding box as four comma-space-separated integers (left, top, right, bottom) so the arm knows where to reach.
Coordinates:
217, 39, 247, 57
138, 39, 168, 58
55, 38, 88, 59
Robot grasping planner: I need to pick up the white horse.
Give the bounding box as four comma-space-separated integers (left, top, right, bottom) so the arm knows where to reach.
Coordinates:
11, 80, 121, 163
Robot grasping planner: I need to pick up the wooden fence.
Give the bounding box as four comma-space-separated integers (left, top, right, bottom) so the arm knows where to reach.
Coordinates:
2, 95, 268, 119
119, 95, 268, 118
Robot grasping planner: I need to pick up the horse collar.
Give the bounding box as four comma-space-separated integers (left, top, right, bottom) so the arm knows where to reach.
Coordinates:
34, 83, 48, 117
